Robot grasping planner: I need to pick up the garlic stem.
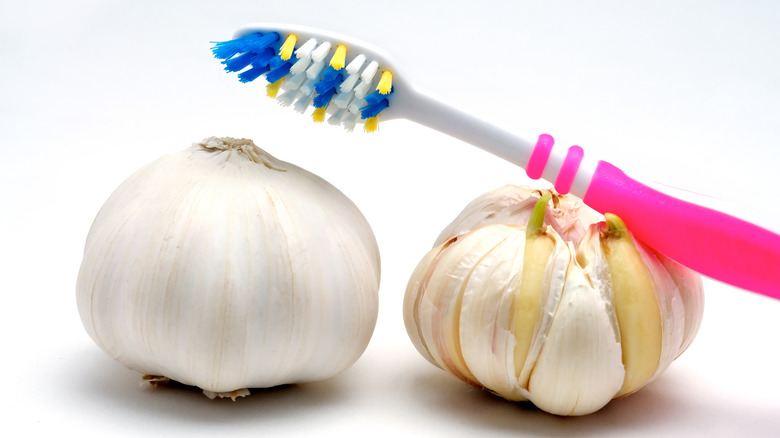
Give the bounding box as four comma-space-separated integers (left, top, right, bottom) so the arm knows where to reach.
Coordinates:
526, 193, 553, 237
605, 213, 627, 235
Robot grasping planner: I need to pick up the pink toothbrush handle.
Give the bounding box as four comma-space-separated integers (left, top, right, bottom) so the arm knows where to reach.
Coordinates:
526, 134, 780, 298
586, 161, 780, 298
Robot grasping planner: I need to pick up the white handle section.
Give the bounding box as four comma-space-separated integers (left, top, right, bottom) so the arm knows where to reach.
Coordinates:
398, 89, 536, 169
395, 88, 598, 198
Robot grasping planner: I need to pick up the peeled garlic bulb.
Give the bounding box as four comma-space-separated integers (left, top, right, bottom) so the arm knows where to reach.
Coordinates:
76, 137, 380, 397
403, 185, 703, 416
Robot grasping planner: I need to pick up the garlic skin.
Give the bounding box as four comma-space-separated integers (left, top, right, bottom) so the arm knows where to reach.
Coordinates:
77, 137, 380, 395
434, 185, 601, 247
403, 185, 703, 416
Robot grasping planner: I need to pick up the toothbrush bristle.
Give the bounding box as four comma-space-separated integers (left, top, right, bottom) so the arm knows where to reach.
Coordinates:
238, 64, 269, 83
265, 58, 293, 84
363, 115, 379, 132
278, 34, 297, 61
222, 51, 257, 73
329, 45, 347, 70
296, 38, 318, 57
211, 31, 393, 132
377, 71, 393, 95
277, 89, 300, 107
345, 54, 366, 75
314, 67, 344, 95
360, 90, 390, 119
312, 88, 337, 108
266, 79, 284, 98
312, 106, 327, 123
211, 32, 279, 59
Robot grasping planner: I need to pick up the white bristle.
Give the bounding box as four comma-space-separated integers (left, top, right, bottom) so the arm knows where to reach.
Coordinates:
293, 93, 314, 114
290, 56, 312, 75
353, 79, 373, 99
341, 112, 359, 131
328, 108, 347, 125
360, 60, 379, 82
334, 89, 354, 108
311, 42, 332, 63
345, 54, 366, 75
282, 72, 307, 91
348, 97, 367, 114
295, 38, 318, 58
306, 61, 326, 80
340, 73, 360, 92
300, 77, 318, 96
277, 89, 301, 107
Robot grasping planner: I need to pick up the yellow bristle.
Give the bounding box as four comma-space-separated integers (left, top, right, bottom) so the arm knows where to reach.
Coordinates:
330, 45, 347, 70
266, 79, 284, 98
312, 107, 327, 123
363, 115, 379, 132
377, 71, 393, 95
279, 34, 297, 61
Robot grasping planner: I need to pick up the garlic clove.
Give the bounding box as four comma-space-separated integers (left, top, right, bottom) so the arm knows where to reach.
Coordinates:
527, 261, 624, 416
657, 255, 705, 356
633, 238, 687, 384
403, 245, 446, 368
598, 214, 663, 397
511, 196, 556, 388
411, 227, 515, 386
455, 225, 530, 401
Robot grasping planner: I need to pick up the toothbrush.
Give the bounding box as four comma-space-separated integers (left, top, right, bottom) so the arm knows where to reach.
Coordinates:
211, 23, 780, 299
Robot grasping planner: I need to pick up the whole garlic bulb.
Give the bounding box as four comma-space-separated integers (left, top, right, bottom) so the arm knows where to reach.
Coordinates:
403, 185, 703, 416
77, 137, 380, 398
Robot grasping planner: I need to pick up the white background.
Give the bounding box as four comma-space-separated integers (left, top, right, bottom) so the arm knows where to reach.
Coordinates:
2, 0, 780, 436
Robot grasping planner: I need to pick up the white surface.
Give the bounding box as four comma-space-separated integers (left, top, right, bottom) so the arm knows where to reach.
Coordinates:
2, 1, 780, 436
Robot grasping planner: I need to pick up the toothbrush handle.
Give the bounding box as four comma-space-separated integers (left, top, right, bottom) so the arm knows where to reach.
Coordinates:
521, 132, 779, 297
582, 160, 780, 299
402, 91, 779, 296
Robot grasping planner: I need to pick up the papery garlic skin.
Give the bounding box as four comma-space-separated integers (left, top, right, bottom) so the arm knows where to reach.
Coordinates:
77, 137, 380, 395
435, 185, 601, 247
404, 185, 704, 416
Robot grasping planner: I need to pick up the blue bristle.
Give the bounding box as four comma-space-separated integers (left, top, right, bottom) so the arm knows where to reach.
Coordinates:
313, 88, 337, 108
266, 61, 293, 84
364, 88, 393, 105
222, 52, 257, 72
238, 64, 270, 83
269, 55, 288, 70
315, 78, 344, 95
360, 98, 389, 119
211, 38, 248, 60
314, 67, 345, 95
322, 66, 342, 82
211, 32, 280, 60
250, 48, 275, 67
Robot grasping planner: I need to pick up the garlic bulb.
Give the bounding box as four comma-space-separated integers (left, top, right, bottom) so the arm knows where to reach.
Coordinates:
403, 185, 703, 416
77, 137, 380, 398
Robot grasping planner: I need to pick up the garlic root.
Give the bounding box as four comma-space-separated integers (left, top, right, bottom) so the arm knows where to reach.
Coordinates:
202, 389, 251, 401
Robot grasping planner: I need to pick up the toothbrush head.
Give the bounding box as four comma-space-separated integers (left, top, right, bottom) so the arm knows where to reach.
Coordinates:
211, 24, 402, 132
